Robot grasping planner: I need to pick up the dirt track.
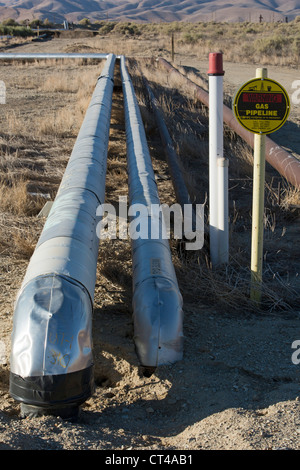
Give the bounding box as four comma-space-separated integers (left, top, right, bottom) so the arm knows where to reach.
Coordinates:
0, 36, 300, 451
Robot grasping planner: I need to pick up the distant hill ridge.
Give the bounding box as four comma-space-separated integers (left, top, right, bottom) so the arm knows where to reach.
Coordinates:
0, 0, 300, 23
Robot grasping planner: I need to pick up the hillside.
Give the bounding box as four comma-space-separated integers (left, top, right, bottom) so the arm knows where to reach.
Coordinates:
0, 0, 299, 24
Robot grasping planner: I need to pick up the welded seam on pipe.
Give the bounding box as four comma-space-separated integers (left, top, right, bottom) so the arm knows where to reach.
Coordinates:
9, 53, 116, 417
120, 55, 183, 368
158, 57, 300, 188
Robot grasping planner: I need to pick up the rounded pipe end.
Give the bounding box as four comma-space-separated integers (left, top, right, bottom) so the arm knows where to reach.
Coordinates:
132, 277, 183, 368
10, 366, 94, 419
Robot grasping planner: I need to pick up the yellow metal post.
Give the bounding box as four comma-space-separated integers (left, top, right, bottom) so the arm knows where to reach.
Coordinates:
250, 68, 267, 302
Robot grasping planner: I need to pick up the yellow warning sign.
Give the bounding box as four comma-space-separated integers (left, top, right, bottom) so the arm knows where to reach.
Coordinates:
233, 78, 290, 134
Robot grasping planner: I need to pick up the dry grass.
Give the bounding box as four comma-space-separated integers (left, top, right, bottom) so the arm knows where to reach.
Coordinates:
280, 184, 300, 209
2, 20, 300, 66
1, 63, 102, 140
41, 73, 78, 93
0, 177, 45, 216
4, 110, 25, 136
227, 139, 254, 178
131, 58, 300, 313
177, 247, 299, 313
0, 61, 105, 270
38, 68, 101, 136
12, 230, 37, 259
0, 177, 29, 215
65, 19, 300, 66
41, 68, 100, 94
39, 107, 79, 137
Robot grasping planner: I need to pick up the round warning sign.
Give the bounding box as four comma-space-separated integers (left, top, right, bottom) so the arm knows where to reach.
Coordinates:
233, 78, 290, 134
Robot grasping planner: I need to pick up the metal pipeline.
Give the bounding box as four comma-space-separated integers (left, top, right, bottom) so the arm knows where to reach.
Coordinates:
142, 75, 193, 209
9, 53, 116, 418
0, 52, 110, 60
120, 56, 184, 369
158, 58, 300, 188
142, 74, 200, 238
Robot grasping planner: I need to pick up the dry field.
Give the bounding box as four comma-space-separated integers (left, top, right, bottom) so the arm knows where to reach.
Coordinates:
0, 30, 300, 451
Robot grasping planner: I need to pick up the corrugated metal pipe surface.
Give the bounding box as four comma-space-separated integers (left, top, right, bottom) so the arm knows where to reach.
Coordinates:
9, 53, 116, 419
120, 56, 184, 369
158, 58, 300, 188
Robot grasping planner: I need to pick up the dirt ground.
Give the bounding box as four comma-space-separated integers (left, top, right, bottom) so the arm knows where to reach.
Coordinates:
0, 34, 300, 452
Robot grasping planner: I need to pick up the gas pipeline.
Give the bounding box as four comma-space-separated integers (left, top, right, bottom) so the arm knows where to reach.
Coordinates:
9, 54, 116, 419
120, 56, 184, 370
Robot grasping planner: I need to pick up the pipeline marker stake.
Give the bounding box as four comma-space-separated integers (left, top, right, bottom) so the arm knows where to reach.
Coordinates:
208, 52, 229, 267
251, 115, 266, 302
233, 68, 290, 303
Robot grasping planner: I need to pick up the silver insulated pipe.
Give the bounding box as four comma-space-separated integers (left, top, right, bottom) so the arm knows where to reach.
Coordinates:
9, 53, 116, 418
0, 52, 110, 60
120, 56, 184, 369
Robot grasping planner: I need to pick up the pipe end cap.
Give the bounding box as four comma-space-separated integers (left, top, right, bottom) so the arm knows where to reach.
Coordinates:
20, 403, 80, 420
207, 53, 224, 76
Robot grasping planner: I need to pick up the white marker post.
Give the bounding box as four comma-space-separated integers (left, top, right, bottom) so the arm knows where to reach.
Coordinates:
208, 52, 229, 267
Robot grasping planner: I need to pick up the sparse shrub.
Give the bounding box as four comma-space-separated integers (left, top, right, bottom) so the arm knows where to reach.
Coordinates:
0, 24, 32, 37
182, 32, 202, 44
255, 35, 293, 56
97, 22, 116, 34
43, 18, 54, 28
29, 19, 43, 28
2, 18, 19, 26
79, 18, 91, 26
293, 36, 300, 55
165, 22, 182, 34
114, 22, 141, 36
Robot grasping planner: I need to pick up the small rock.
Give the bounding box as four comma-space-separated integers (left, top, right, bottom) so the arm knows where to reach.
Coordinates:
167, 398, 177, 405
146, 407, 154, 413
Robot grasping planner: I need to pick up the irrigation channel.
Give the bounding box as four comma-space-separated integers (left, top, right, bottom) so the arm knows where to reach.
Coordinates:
3, 52, 300, 419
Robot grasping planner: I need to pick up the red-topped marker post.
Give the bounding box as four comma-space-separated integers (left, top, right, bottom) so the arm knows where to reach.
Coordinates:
207, 53, 229, 267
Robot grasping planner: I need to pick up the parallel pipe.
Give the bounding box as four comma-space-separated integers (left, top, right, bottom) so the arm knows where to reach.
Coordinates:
142, 74, 200, 239
142, 75, 193, 210
0, 52, 110, 60
120, 56, 184, 368
9, 53, 116, 418
158, 58, 300, 188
